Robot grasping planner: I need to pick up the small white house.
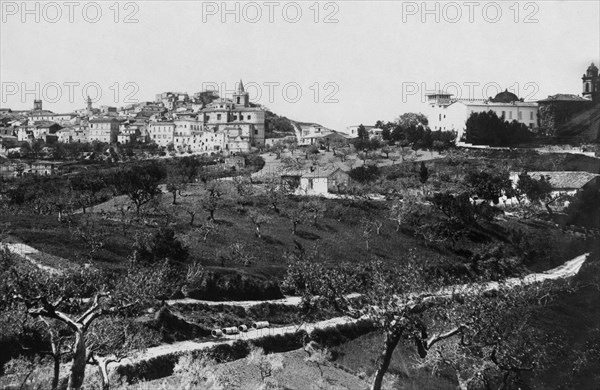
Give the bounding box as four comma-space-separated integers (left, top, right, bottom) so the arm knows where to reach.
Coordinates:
299, 166, 350, 195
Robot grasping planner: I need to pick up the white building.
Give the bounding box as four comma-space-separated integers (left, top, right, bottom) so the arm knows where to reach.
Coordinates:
298, 166, 350, 196
88, 118, 121, 143
57, 127, 88, 143
173, 130, 225, 154
29, 112, 77, 125
148, 122, 176, 147
426, 90, 538, 141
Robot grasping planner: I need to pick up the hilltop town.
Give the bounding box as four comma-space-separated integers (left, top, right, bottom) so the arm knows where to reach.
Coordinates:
1, 60, 599, 390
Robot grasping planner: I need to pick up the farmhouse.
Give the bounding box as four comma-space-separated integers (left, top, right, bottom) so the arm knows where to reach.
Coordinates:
299, 166, 350, 195
509, 171, 600, 208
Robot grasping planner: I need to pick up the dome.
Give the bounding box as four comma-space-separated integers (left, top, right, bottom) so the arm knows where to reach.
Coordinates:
491, 89, 519, 103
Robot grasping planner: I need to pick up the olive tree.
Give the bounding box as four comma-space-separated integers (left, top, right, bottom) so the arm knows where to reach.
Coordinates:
284, 249, 570, 390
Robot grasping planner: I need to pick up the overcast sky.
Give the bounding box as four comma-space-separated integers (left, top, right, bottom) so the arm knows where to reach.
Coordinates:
1, 0, 599, 130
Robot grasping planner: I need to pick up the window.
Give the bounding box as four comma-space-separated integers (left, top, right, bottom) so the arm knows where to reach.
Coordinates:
217, 114, 221, 120
502, 111, 506, 118
237, 97, 240, 104
509, 111, 512, 119
254, 129, 258, 135
518, 111, 522, 120
247, 115, 251, 120
308, 179, 313, 189
530, 112, 534, 120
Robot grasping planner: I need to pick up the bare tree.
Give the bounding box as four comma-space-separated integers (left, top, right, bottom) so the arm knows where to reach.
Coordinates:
284, 251, 567, 390
200, 180, 225, 221
281, 201, 310, 235
248, 208, 271, 238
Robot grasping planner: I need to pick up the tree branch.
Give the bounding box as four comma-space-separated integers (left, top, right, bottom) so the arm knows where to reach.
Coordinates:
425, 325, 466, 350
77, 292, 109, 326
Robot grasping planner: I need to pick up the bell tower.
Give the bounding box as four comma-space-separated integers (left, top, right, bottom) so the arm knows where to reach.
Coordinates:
233, 79, 249, 107
582, 62, 599, 102
86, 95, 93, 115
33, 99, 42, 111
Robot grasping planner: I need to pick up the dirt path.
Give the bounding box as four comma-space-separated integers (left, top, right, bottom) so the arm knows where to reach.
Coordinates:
166, 293, 361, 309
120, 316, 356, 366
430, 252, 589, 299
118, 253, 590, 370
2, 242, 64, 275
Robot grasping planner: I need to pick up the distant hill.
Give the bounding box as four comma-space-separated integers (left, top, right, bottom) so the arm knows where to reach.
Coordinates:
265, 110, 296, 139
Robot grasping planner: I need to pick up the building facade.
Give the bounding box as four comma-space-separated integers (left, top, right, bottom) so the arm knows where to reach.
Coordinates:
426, 90, 538, 141
148, 122, 176, 147
200, 80, 265, 147
88, 118, 121, 143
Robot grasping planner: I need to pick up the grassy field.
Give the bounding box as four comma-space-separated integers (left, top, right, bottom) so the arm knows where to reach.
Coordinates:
2, 150, 596, 284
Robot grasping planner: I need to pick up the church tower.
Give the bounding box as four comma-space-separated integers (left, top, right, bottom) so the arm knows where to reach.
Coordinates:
86, 95, 93, 115
582, 62, 599, 102
33, 99, 42, 111
233, 79, 249, 107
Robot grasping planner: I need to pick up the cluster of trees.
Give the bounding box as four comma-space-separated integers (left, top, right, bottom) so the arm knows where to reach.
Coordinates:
3, 161, 168, 220
465, 110, 535, 146
0, 247, 173, 390
374, 113, 457, 151
283, 243, 579, 390
265, 111, 296, 138
2, 154, 251, 223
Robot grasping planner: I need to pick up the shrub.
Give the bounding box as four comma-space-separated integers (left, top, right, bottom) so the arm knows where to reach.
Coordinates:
205, 340, 250, 363
251, 330, 308, 353
185, 271, 283, 301
349, 165, 380, 183
310, 320, 376, 348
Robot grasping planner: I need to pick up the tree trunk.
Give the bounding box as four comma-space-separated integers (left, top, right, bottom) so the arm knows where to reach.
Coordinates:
189, 213, 195, 226
52, 354, 60, 390
95, 357, 112, 390
544, 201, 553, 217
371, 331, 401, 390
172, 191, 177, 205
68, 330, 87, 390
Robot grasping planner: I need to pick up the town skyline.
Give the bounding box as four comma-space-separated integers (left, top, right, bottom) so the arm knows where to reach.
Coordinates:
1, 1, 599, 130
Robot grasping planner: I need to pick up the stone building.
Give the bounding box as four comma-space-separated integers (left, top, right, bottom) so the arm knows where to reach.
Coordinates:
537, 63, 599, 140
88, 118, 121, 143
200, 80, 266, 147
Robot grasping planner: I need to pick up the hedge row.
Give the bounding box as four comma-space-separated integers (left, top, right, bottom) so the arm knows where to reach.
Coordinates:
116, 319, 377, 383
